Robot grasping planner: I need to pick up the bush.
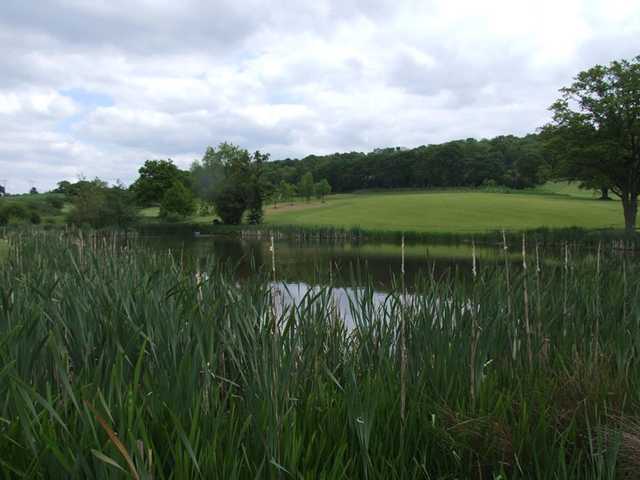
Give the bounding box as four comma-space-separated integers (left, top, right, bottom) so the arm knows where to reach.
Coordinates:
29, 212, 41, 225
162, 211, 184, 223
213, 184, 247, 224
160, 181, 195, 218
46, 196, 64, 210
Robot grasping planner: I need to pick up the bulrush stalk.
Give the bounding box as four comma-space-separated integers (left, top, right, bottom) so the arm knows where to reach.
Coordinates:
502, 229, 512, 316
522, 234, 532, 370
400, 233, 407, 423
470, 239, 479, 405
5, 230, 640, 478
563, 241, 569, 337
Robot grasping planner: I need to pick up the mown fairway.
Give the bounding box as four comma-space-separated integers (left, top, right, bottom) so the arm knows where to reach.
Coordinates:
266, 189, 622, 233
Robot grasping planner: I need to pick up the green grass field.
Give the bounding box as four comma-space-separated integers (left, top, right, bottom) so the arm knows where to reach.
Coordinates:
266, 185, 622, 233
2, 183, 624, 233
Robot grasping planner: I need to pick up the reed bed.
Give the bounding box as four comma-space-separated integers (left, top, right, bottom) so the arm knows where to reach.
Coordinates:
1, 230, 640, 478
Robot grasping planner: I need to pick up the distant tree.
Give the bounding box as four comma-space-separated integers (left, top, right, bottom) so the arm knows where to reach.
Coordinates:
314, 179, 331, 202
53, 180, 72, 194
543, 56, 640, 232
191, 143, 251, 224
67, 182, 138, 229
247, 151, 269, 224
131, 159, 190, 206
103, 185, 138, 230
298, 172, 314, 202
160, 181, 196, 219
276, 180, 296, 205
192, 143, 270, 225
29, 187, 38, 195
29, 211, 41, 224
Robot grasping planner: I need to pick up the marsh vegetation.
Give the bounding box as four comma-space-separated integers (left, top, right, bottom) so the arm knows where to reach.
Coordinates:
2, 231, 640, 478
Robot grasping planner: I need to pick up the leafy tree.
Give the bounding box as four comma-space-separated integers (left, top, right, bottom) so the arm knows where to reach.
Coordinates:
298, 172, 314, 202
103, 185, 138, 229
543, 56, 640, 232
276, 180, 296, 205
314, 179, 331, 202
247, 151, 270, 224
66, 181, 137, 229
160, 181, 196, 219
191, 143, 252, 224
191, 144, 272, 225
131, 159, 190, 206
29, 187, 38, 195
53, 180, 72, 194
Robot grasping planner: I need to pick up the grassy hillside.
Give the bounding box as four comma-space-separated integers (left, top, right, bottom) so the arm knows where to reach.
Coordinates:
266, 187, 621, 233
3, 183, 622, 234
0, 193, 69, 224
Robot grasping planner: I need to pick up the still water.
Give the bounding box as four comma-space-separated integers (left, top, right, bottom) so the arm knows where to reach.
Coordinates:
142, 235, 514, 290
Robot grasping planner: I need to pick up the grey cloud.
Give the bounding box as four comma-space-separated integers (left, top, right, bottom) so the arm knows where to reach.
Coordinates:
1, 0, 639, 192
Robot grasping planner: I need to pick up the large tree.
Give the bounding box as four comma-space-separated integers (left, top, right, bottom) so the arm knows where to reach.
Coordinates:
191, 143, 269, 225
131, 159, 190, 206
544, 56, 640, 233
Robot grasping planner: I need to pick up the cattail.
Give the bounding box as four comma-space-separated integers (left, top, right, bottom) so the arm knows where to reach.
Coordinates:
522, 234, 532, 369
400, 234, 407, 423
472, 240, 477, 279
470, 239, 479, 404
270, 233, 278, 333
535, 242, 542, 337
563, 242, 568, 336
502, 230, 511, 316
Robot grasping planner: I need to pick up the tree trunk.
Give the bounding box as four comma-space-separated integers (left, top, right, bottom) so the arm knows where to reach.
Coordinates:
599, 187, 610, 200
622, 194, 638, 233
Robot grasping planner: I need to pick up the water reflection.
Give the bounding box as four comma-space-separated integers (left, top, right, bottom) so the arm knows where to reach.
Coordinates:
142, 235, 512, 291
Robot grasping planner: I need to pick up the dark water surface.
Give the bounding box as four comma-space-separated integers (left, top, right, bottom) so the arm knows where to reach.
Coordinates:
142, 235, 516, 290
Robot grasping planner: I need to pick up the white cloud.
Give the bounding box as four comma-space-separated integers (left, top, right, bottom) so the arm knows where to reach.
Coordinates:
0, 0, 639, 192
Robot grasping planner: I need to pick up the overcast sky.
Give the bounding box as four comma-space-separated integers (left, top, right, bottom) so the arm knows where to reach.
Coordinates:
1, 0, 638, 192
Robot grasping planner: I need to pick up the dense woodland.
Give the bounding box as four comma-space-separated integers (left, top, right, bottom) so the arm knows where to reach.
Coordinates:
263, 134, 550, 192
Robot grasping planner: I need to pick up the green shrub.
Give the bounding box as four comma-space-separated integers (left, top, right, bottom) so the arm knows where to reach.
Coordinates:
160, 181, 195, 218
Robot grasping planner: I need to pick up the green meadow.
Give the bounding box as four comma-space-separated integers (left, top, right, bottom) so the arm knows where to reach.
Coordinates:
266, 186, 621, 234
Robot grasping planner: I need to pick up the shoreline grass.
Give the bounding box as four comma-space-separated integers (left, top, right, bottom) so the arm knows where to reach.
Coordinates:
1, 231, 640, 477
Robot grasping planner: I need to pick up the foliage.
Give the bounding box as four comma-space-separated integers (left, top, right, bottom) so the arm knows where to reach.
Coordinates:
67, 182, 138, 229
2, 231, 640, 477
131, 159, 191, 206
29, 187, 38, 195
247, 151, 269, 224
314, 178, 331, 201
543, 55, 640, 232
56, 178, 108, 198
298, 172, 314, 201
263, 135, 550, 194
160, 181, 196, 219
191, 143, 269, 225
276, 180, 296, 205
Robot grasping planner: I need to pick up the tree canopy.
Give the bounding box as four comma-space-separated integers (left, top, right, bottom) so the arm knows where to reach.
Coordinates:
543, 56, 640, 232
262, 135, 550, 194
191, 143, 268, 225
131, 159, 190, 206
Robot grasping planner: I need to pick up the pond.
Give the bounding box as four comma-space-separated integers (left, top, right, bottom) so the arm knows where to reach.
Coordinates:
142, 235, 514, 291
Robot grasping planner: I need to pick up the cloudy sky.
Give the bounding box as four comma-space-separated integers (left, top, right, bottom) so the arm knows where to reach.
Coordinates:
1, 0, 638, 192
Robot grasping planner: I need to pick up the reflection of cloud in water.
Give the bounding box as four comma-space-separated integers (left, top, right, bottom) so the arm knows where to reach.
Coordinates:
271, 282, 412, 330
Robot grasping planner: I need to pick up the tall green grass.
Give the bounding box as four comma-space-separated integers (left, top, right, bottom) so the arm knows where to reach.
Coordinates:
1, 231, 640, 478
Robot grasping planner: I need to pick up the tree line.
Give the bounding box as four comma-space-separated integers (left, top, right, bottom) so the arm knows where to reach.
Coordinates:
6, 55, 638, 232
